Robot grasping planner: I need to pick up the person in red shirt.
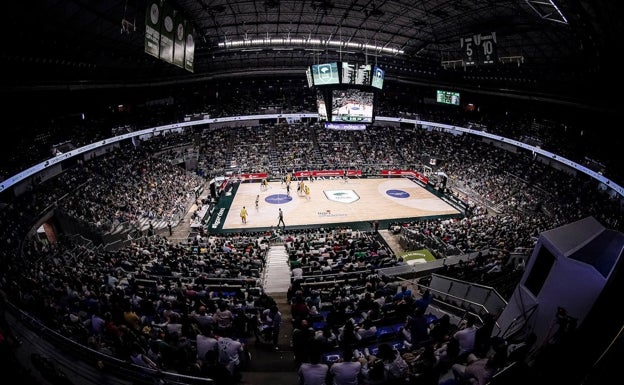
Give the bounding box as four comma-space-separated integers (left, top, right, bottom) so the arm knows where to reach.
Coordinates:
291, 293, 310, 329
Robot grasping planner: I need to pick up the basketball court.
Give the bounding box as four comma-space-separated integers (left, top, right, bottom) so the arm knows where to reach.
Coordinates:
209, 177, 462, 232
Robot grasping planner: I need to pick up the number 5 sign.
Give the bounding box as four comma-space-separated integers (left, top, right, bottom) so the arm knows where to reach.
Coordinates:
461, 32, 497, 66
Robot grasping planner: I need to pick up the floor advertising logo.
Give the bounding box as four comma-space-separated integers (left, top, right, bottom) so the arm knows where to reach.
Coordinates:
386, 189, 410, 198
324, 189, 360, 203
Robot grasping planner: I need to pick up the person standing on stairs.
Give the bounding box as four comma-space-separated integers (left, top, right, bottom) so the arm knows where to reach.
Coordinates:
261, 304, 282, 351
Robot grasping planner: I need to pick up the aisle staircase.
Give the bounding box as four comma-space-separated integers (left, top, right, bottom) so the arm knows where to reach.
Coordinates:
262, 245, 292, 294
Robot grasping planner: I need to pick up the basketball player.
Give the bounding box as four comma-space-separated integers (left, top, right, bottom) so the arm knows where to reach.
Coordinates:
240, 206, 248, 224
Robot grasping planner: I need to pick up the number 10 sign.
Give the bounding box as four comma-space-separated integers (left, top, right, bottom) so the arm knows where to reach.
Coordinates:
461, 32, 498, 66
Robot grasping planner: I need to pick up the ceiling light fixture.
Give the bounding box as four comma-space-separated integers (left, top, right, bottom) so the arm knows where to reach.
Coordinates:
218, 37, 403, 55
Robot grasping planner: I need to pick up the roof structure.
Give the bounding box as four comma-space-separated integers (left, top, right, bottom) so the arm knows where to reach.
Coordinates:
4, 1, 623, 103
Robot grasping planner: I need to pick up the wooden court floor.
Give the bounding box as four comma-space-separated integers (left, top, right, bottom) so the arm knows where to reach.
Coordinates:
221, 177, 461, 231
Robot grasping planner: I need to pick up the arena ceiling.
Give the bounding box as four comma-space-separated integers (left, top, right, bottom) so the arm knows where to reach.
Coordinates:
5, 1, 623, 101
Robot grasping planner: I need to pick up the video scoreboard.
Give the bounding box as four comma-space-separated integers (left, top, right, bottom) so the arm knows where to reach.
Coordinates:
308, 62, 384, 89
436, 90, 460, 106
308, 61, 384, 125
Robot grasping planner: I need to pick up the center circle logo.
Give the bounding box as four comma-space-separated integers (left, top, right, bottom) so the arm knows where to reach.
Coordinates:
265, 194, 293, 204
386, 189, 410, 198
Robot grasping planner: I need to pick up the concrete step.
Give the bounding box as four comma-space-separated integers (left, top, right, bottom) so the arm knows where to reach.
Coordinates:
262, 245, 291, 294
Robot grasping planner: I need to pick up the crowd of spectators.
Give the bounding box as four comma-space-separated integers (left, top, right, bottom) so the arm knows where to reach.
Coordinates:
289, 278, 540, 385
2, 79, 621, 188
2, 227, 279, 379
1, 82, 623, 384
55, 146, 204, 235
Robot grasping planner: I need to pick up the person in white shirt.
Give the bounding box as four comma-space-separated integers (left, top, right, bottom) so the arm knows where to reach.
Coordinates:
215, 301, 234, 333
357, 318, 378, 340
453, 314, 478, 358
329, 349, 362, 385
217, 332, 245, 378
262, 305, 282, 350
196, 325, 219, 363
190, 305, 214, 330
298, 348, 329, 385
292, 266, 304, 282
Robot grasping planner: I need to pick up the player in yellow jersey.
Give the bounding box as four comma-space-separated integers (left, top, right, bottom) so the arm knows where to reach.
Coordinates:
240, 206, 248, 224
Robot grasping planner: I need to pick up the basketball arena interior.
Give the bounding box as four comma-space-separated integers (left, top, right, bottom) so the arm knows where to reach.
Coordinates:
2, 2, 624, 385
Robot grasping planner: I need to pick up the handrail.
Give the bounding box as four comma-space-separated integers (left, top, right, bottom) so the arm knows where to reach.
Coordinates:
496, 303, 539, 340
430, 273, 508, 309
394, 273, 509, 334
394, 275, 491, 316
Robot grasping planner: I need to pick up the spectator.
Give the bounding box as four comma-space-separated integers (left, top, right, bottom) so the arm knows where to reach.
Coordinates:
129, 342, 161, 372
406, 344, 438, 385
200, 350, 233, 385
338, 319, 362, 349
196, 325, 219, 364
215, 301, 234, 334
315, 325, 338, 351
191, 305, 215, 330
357, 318, 378, 341
429, 314, 454, 346
292, 266, 304, 282
217, 330, 246, 381
473, 313, 497, 358
262, 304, 282, 351
453, 314, 478, 360
329, 348, 362, 385
394, 284, 412, 302
123, 302, 142, 332
414, 289, 432, 313
373, 343, 409, 383
435, 337, 461, 374
298, 346, 329, 385
360, 357, 387, 385
291, 294, 311, 329
401, 307, 430, 349
293, 319, 316, 364
451, 348, 507, 385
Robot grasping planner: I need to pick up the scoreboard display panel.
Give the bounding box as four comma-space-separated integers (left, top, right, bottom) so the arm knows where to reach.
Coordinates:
311, 62, 340, 85
341, 62, 371, 85
371, 66, 384, 89
331, 89, 374, 123
308, 62, 383, 124
436, 90, 460, 106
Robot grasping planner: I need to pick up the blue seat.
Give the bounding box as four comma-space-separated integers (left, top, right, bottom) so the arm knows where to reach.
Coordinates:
376, 326, 395, 339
